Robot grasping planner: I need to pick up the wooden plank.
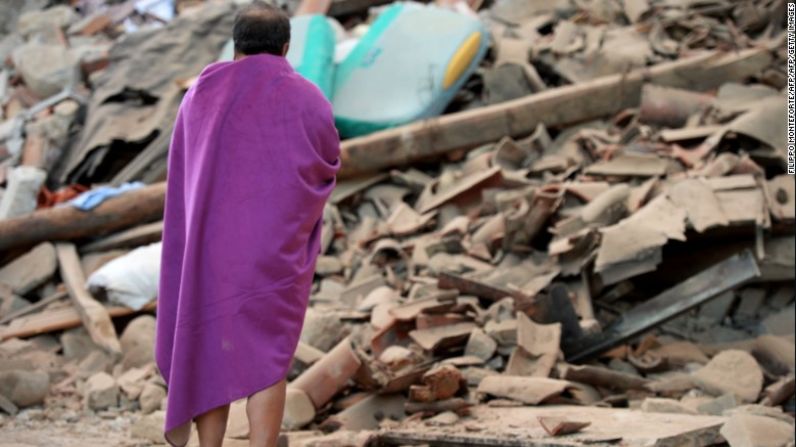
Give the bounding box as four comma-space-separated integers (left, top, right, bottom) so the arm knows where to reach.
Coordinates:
0, 301, 155, 341
0, 289, 68, 325
337, 47, 773, 178
567, 250, 760, 363
55, 243, 121, 356
79, 221, 163, 253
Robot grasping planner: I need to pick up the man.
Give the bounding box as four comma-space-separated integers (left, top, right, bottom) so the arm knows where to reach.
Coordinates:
154, 3, 340, 447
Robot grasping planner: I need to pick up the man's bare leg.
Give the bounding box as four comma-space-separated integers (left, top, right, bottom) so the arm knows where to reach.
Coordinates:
195, 404, 231, 447
246, 378, 287, 447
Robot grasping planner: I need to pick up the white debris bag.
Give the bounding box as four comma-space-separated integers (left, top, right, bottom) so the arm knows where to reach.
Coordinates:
87, 242, 161, 310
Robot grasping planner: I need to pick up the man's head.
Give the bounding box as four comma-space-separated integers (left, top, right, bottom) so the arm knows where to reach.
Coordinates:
232, 1, 291, 59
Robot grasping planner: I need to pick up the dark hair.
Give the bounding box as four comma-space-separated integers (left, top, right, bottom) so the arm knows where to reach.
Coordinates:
232, 1, 291, 56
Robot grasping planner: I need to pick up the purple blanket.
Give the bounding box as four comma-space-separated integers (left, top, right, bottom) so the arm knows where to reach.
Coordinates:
155, 53, 340, 446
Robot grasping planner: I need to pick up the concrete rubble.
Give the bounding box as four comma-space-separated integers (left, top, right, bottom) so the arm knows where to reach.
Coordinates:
0, 0, 793, 446
83, 371, 119, 410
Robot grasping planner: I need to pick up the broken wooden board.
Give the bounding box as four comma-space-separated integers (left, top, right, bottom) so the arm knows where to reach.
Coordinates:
381, 405, 725, 446
0, 290, 68, 325
0, 301, 155, 340
337, 47, 773, 178
568, 250, 760, 362
55, 243, 121, 356
79, 221, 163, 253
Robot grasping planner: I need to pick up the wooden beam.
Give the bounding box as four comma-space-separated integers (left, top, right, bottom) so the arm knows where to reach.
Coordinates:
55, 243, 121, 356
0, 182, 165, 251
337, 47, 773, 178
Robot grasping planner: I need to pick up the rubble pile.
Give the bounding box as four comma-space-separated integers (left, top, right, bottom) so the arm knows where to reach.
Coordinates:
0, 0, 793, 446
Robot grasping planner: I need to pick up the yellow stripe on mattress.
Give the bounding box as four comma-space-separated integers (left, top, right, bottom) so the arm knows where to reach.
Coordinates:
443, 31, 482, 90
